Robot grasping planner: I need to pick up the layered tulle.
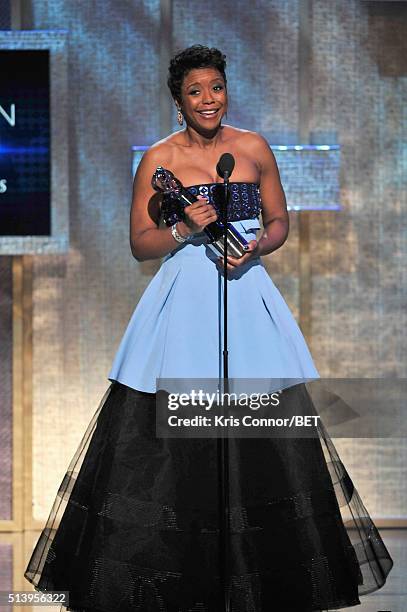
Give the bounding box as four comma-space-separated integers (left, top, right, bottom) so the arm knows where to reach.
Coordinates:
24, 381, 393, 612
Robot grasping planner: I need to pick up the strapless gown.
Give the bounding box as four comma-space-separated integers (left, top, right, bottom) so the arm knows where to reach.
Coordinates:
24, 182, 393, 611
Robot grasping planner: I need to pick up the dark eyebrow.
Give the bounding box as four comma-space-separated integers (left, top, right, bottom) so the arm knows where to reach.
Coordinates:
185, 79, 224, 88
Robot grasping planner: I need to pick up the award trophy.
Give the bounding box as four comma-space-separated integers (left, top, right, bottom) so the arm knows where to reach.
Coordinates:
151, 166, 250, 259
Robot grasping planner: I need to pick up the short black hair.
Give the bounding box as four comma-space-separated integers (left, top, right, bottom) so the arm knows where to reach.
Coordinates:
167, 45, 227, 103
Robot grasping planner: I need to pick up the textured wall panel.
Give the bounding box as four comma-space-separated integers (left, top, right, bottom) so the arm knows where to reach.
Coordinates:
0, 0, 11, 28
0, 542, 12, 610
0, 258, 12, 520
310, 1, 407, 376
309, 0, 407, 519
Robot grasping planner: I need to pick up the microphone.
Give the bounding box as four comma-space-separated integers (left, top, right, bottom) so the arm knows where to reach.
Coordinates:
216, 153, 235, 181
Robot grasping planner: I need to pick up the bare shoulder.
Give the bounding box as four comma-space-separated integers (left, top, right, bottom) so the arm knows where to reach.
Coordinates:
223, 125, 266, 145
239, 130, 271, 156
224, 125, 272, 158
138, 133, 179, 168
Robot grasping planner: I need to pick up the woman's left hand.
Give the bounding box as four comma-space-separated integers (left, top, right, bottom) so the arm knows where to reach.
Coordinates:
216, 239, 260, 272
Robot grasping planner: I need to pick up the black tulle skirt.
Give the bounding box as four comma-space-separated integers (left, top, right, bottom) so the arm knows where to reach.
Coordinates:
24, 381, 393, 611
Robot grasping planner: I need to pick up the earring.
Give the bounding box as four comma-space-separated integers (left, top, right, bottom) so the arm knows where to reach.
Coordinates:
177, 109, 184, 126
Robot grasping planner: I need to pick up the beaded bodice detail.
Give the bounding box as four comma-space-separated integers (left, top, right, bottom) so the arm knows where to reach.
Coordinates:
160, 182, 261, 226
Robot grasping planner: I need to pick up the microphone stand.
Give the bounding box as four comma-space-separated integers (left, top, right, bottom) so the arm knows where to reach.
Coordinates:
218, 173, 231, 612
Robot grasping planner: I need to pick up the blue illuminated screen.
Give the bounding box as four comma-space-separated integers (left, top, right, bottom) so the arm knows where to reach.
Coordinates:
0, 50, 50, 235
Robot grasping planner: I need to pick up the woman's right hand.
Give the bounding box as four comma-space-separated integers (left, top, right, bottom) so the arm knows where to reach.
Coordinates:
183, 196, 218, 234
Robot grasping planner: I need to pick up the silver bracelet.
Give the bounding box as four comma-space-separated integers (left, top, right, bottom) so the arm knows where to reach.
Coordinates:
171, 222, 189, 243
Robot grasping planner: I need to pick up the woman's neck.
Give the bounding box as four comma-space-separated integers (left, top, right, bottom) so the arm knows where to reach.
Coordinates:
183, 123, 225, 150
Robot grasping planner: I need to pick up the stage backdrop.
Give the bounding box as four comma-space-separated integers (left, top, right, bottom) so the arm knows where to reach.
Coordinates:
6, 0, 406, 522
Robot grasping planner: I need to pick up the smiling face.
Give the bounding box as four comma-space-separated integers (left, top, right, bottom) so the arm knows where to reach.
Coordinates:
177, 67, 227, 131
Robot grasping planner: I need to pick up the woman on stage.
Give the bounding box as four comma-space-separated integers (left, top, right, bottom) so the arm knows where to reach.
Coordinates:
24, 44, 393, 611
